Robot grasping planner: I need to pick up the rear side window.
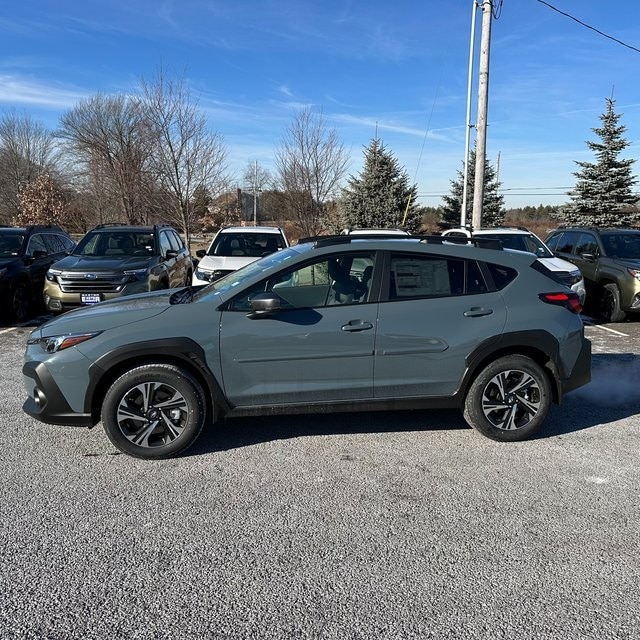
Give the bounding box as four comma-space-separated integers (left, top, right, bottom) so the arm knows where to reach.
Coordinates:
485, 262, 518, 290
389, 255, 487, 299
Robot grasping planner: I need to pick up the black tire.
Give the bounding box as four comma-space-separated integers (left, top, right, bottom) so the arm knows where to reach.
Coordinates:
11, 282, 30, 323
463, 355, 551, 442
599, 283, 626, 323
101, 364, 206, 459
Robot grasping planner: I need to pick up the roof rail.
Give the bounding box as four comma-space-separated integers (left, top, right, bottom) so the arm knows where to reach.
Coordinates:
297, 234, 503, 250
93, 223, 129, 229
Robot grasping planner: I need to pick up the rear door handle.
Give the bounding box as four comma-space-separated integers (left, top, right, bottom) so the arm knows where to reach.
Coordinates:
463, 307, 494, 318
341, 320, 373, 332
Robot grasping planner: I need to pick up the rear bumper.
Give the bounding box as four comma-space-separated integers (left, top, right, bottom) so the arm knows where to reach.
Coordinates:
561, 336, 591, 396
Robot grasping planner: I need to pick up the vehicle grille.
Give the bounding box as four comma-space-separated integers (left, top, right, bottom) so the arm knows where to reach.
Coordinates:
57, 272, 127, 293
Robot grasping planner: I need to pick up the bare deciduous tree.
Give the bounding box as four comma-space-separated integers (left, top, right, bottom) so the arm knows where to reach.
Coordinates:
275, 107, 349, 237
58, 94, 151, 225
139, 69, 229, 249
0, 111, 59, 224
243, 160, 273, 225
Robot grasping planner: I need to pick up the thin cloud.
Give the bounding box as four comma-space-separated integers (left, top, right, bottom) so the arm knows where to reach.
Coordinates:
0, 75, 88, 108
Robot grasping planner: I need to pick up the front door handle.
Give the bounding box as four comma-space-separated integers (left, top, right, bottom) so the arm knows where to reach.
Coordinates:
341, 320, 373, 332
463, 307, 494, 318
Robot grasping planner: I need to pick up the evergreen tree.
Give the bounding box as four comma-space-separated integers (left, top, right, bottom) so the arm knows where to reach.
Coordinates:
564, 97, 639, 227
439, 148, 505, 230
341, 138, 421, 233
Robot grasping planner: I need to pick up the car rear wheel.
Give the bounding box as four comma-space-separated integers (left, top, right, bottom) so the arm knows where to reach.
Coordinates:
463, 355, 551, 442
101, 364, 206, 459
11, 282, 30, 322
599, 283, 626, 323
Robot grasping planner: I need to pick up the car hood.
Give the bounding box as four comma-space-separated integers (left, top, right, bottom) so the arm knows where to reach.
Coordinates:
539, 256, 581, 274
612, 257, 640, 269
34, 290, 174, 338
198, 255, 259, 271
51, 254, 155, 272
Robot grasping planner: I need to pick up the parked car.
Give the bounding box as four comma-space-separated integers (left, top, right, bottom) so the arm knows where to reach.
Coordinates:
43, 223, 192, 313
442, 227, 587, 304
545, 226, 640, 322
193, 226, 289, 285
0, 224, 75, 322
23, 233, 591, 459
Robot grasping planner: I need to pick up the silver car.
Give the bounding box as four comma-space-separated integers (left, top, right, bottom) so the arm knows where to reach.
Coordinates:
23, 234, 591, 459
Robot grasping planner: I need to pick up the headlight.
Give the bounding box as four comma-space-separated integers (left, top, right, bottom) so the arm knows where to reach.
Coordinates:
628, 268, 640, 282
123, 268, 149, 282
27, 331, 102, 353
195, 267, 210, 280
46, 269, 61, 282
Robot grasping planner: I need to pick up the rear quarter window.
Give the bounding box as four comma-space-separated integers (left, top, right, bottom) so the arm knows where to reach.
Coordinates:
485, 262, 518, 290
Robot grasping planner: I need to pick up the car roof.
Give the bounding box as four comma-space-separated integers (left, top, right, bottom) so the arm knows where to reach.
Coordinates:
217, 226, 284, 234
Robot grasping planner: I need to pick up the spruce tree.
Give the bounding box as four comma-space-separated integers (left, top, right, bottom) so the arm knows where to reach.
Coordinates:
341, 138, 421, 233
565, 97, 639, 227
439, 148, 505, 230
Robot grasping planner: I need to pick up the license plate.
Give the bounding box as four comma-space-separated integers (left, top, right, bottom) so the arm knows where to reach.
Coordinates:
81, 293, 102, 304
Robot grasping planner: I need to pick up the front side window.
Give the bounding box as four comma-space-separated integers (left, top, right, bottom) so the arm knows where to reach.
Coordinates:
575, 233, 599, 256
229, 252, 376, 311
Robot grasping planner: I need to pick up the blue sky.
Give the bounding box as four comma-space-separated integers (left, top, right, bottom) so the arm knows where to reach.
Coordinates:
1, 0, 640, 208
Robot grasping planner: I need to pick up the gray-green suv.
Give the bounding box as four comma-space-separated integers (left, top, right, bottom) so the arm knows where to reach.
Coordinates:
545, 227, 640, 322
23, 234, 591, 459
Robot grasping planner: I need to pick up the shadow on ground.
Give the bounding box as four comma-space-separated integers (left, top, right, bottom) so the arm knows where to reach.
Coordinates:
187, 353, 640, 456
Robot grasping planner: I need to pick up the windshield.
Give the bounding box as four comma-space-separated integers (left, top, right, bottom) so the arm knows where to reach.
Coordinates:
479, 233, 553, 258
74, 231, 156, 257
193, 245, 304, 301
208, 232, 286, 258
603, 233, 640, 259
0, 232, 24, 257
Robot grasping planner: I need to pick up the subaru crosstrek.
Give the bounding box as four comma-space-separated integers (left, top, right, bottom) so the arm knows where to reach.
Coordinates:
23, 233, 591, 459
44, 223, 192, 313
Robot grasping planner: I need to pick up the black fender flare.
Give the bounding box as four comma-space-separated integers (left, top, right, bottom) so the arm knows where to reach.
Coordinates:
85, 337, 230, 420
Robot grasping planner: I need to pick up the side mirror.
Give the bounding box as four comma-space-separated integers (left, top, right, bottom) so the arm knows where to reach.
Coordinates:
580, 252, 596, 261
248, 292, 282, 318
165, 249, 178, 260
196, 249, 206, 259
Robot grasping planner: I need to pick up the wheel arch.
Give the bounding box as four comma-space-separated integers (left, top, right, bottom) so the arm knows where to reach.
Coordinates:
460, 331, 562, 405
85, 338, 230, 425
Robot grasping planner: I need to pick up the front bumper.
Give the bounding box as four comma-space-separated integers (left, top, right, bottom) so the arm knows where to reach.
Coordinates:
22, 360, 93, 427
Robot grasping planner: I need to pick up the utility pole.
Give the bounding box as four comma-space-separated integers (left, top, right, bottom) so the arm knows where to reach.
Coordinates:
471, 0, 493, 230
253, 159, 258, 226
462, 0, 478, 228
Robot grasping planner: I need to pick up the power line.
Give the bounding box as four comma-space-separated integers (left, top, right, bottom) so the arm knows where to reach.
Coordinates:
536, 0, 640, 54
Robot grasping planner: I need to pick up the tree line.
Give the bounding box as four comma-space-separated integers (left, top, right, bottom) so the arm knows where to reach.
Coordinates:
1, 73, 639, 247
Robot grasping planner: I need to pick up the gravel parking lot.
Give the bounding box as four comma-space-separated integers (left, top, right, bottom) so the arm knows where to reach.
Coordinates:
1, 316, 639, 639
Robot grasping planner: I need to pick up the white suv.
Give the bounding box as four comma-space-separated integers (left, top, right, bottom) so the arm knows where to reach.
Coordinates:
193, 226, 289, 285
442, 227, 586, 304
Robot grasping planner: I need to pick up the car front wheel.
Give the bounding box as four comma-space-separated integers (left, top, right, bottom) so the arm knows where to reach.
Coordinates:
102, 364, 206, 459
463, 355, 551, 442
599, 283, 626, 323
11, 282, 30, 322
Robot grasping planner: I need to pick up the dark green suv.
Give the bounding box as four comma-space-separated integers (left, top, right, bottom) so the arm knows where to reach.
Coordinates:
44, 223, 192, 313
545, 226, 640, 322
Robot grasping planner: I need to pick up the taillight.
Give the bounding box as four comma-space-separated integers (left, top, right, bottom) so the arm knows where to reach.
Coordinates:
539, 292, 583, 314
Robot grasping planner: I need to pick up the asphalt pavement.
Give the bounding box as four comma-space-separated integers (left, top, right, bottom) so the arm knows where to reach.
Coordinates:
0, 318, 639, 639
